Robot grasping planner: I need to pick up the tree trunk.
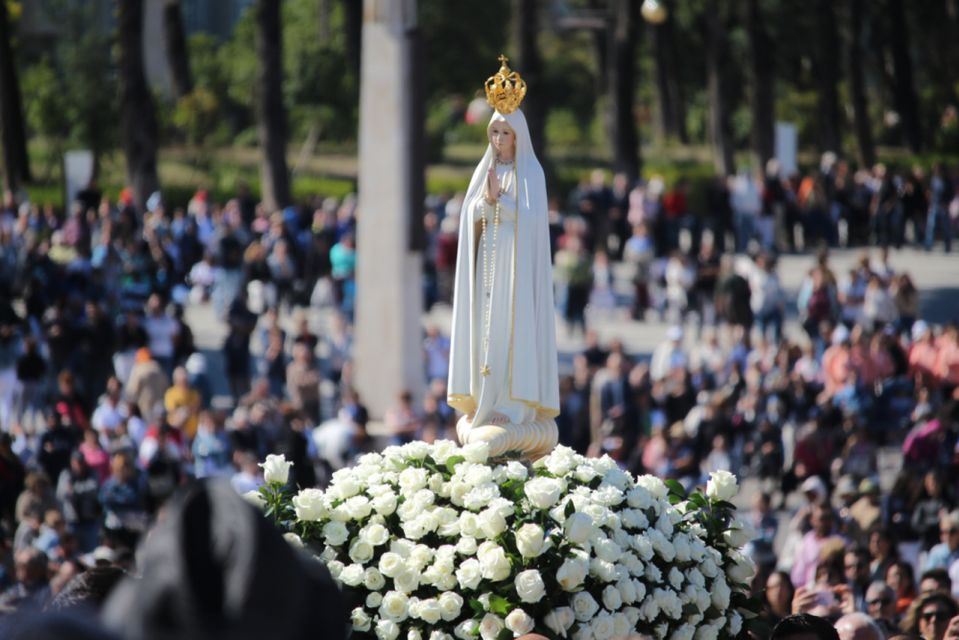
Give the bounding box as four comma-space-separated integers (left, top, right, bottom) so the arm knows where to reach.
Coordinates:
513, 0, 546, 162
117, 0, 160, 211
652, 2, 687, 143
888, 0, 922, 151
319, 0, 332, 43
746, 0, 774, 169
607, 0, 640, 182
344, 0, 362, 81
847, 0, 876, 167
815, 0, 842, 154
705, 0, 734, 176
254, 0, 291, 212
0, 0, 31, 190
163, 0, 193, 99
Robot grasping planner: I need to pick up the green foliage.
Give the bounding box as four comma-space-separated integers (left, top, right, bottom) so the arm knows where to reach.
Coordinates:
20, 1, 118, 160
173, 87, 221, 147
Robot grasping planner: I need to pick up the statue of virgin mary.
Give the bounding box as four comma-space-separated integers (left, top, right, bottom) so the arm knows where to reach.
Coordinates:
447, 56, 559, 459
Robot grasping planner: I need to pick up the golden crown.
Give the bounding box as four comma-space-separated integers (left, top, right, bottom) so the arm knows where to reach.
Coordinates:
485, 55, 526, 115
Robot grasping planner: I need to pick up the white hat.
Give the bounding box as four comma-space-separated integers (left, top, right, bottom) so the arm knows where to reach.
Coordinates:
800, 476, 827, 501
912, 320, 930, 341
831, 325, 850, 346
666, 325, 684, 341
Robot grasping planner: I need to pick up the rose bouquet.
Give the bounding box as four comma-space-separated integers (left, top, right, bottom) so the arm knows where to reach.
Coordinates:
251, 442, 759, 640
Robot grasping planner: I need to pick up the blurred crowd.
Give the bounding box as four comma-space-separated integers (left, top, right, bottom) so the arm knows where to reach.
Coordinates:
0, 154, 958, 638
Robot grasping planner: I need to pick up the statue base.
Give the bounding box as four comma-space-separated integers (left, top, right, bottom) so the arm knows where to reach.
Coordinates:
455, 414, 558, 461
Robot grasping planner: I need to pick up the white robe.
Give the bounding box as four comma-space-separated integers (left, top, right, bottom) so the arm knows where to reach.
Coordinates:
447, 109, 559, 427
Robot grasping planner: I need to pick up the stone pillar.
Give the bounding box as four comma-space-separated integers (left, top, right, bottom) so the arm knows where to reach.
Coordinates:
355, 0, 424, 419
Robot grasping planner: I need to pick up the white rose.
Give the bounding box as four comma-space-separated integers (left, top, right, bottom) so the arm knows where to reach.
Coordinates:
373, 492, 398, 516
617, 578, 638, 604
379, 552, 405, 578
515, 523, 546, 558
367, 591, 383, 608
456, 536, 478, 556
728, 551, 757, 585
591, 612, 616, 640
590, 558, 618, 583
352, 607, 372, 632
416, 598, 443, 625
365, 567, 386, 590
410, 544, 435, 570
478, 542, 511, 581
438, 592, 464, 621
571, 591, 600, 621
668, 567, 684, 590
399, 467, 429, 493
700, 557, 718, 578
430, 633, 452, 640
524, 477, 564, 509
635, 475, 667, 499
326, 560, 344, 579
292, 488, 326, 521
454, 620, 479, 639
612, 613, 630, 638
331, 469, 362, 499
626, 487, 653, 510
504, 460, 528, 481
361, 523, 390, 547
464, 483, 500, 511
623, 606, 641, 627
403, 441, 430, 460
464, 465, 495, 487
514, 569, 546, 603
672, 623, 696, 640
376, 620, 400, 640
505, 609, 535, 636
350, 539, 375, 563
456, 558, 483, 590
462, 442, 490, 463
322, 521, 349, 546
571, 627, 591, 640
543, 447, 577, 475
340, 564, 365, 586
380, 591, 410, 622
602, 585, 623, 611
711, 576, 731, 610
544, 607, 575, 637
478, 508, 507, 539
593, 484, 625, 507
573, 464, 600, 483
705, 470, 738, 502
557, 553, 589, 591
408, 629, 423, 640
723, 524, 754, 549
428, 439, 457, 463
645, 563, 662, 583
394, 568, 421, 593
632, 537, 654, 561
479, 613, 504, 640
259, 454, 291, 484
594, 538, 623, 563
565, 512, 595, 544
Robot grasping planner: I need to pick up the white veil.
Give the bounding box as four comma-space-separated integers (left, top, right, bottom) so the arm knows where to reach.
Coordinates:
447, 109, 560, 420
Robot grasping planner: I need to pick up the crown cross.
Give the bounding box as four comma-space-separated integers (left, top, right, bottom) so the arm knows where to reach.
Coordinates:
485, 55, 527, 115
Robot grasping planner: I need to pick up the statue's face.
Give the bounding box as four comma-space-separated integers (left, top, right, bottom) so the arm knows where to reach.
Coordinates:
488, 120, 515, 160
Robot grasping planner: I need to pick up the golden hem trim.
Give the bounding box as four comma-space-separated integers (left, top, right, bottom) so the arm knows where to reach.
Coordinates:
447, 393, 559, 420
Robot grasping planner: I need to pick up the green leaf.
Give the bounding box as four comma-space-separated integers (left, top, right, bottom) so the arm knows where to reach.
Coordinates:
564, 500, 576, 518
497, 629, 513, 640
664, 479, 685, 498
469, 599, 486, 615
445, 455, 466, 474
489, 594, 511, 616
668, 494, 682, 505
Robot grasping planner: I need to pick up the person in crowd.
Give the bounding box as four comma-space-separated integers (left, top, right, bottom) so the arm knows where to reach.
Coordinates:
901, 591, 959, 640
